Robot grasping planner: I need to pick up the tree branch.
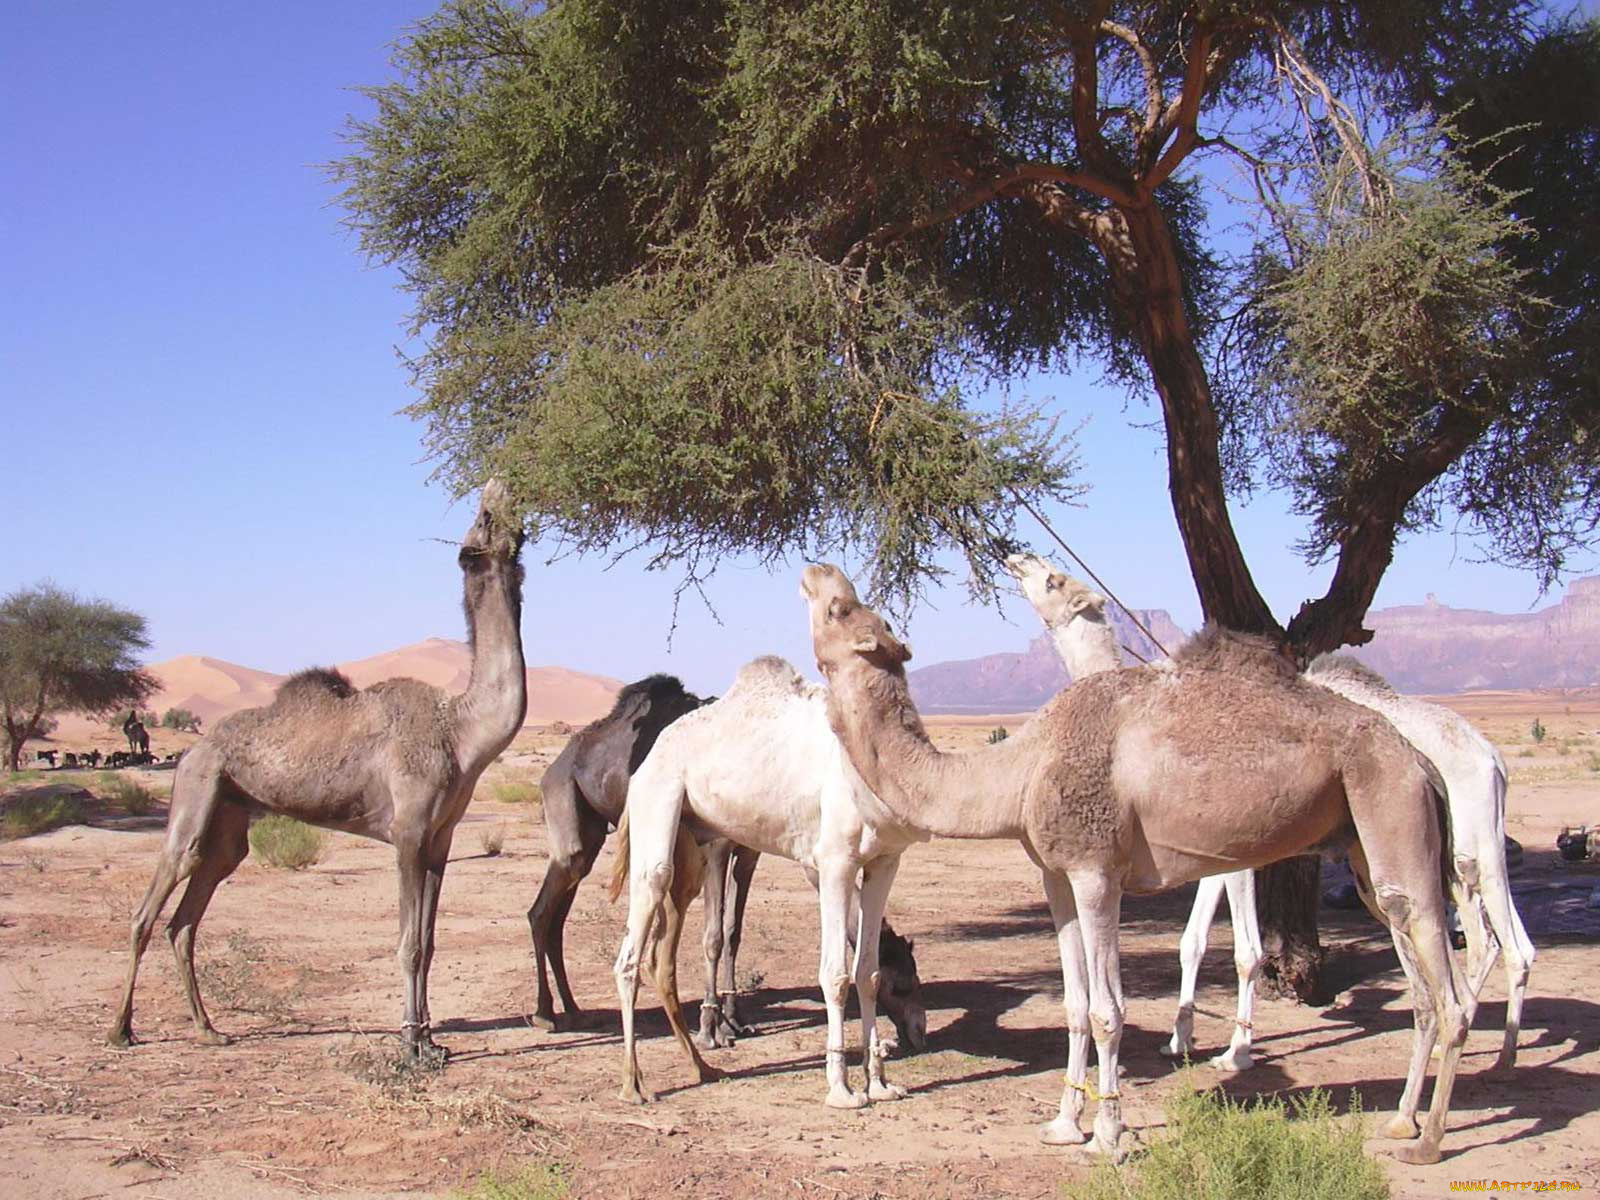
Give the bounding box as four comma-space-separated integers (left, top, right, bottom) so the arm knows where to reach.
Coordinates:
1067, 2, 1122, 181
1099, 19, 1163, 145
1145, 24, 1215, 192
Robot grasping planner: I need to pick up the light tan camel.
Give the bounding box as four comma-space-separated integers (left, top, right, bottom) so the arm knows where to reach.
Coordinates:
109, 482, 532, 1062
801, 563, 1470, 1164
1009, 552, 1534, 1074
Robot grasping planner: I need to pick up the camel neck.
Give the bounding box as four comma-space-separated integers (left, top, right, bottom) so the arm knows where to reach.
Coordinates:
455, 560, 527, 769
825, 659, 1024, 840
1049, 615, 1122, 680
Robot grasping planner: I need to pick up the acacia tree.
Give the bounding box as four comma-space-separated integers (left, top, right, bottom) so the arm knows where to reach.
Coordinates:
337, 1, 1599, 995
0, 585, 158, 772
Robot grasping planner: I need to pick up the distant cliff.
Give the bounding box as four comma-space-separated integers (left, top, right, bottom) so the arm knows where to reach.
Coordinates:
909, 606, 1187, 713
910, 577, 1600, 710
1351, 576, 1600, 692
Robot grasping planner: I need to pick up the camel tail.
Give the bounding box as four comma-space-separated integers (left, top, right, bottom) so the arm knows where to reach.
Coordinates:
607, 809, 631, 904
1417, 752, 1455, 896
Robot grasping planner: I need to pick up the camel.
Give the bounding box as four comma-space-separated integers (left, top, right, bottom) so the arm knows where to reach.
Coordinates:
1008, 553, 1534, 1073
123, 713, 150, 756
1005, 553, 1264, 1069
109, 481, 529, 1062
529, 673, 763, 1047
801, 563, 1470, 1164
610, 655, 928, 1107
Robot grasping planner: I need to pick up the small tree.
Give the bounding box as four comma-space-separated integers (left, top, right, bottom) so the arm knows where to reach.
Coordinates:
0, 584, 157, 772
1530, 718, 1547, 744
161, 707, 202, 733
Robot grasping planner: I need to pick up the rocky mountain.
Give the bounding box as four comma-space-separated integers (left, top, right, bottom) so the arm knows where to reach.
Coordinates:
909, 606, 1187, 713
1350, 576, 1600, 693
909, 576, 1600, 710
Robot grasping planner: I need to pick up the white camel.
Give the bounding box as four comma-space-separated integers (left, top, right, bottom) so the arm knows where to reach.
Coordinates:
1007, 553, 1534, 1073
610, 656, 926, 1107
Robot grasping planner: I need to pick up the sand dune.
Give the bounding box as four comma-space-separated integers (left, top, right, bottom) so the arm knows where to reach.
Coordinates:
117, 641, 623, 732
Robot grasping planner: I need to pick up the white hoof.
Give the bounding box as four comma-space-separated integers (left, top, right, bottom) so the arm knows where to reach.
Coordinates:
1210, 1048, 1253, 1072
824, 1087, 868, 1110
1039, 1116, 1088, 1146
868, 1080, 906, 1102
1159, 1036, 1192, 1060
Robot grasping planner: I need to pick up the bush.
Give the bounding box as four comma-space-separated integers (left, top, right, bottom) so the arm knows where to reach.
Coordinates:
454, 1164, 569, 1200
161, 707, 201, 732
0, 792, 85, 840
1530, 718, 1547, 743
100, 774, 157, 815
249, 815, 328, 869
987, 727, 1009, 744
479, 822, 508, 857
492, 778, 542, 806
1064, 1085, 1387, 1200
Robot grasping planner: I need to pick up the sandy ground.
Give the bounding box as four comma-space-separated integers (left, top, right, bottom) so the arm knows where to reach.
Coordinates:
2, 703, 1598, 1199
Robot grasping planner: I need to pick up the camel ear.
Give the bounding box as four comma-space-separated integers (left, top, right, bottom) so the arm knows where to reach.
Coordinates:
852, 633, 881, 653
1066, 591, 1102, 617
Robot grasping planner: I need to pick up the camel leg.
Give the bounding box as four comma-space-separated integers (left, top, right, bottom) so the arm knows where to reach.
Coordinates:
168, 801, 251, 1045
1351, 829, 1469, 1163
654, 827, 722, 1083
413, 827, 454, 1059
856, 854, 905, 1102
527, 774, 605, 1030
1069, 869, 1126, 1159
107, 748, 223, 1046
817, 858, 866, 1109
1215, 869, 1263, 1072
1164, 873, 1224, 1062
395, 832, 448, 1065
697, 839, 734, 1049
719, 846, 760, 1036
1478, 864, 1534, 1073
1039, 869, 1091, 1146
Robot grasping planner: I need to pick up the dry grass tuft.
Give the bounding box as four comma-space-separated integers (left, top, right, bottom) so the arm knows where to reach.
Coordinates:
249, 815, 327, 869
491, 777, 542, 806
479, 822, 509, 857
0, 791, 85, 840
99, 773, 158, 816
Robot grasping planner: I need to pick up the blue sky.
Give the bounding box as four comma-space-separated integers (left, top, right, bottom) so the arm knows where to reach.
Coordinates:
4, 3, 1593, 697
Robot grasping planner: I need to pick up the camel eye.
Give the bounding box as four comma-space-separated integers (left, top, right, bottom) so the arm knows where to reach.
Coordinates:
1047, 575, 1064, 591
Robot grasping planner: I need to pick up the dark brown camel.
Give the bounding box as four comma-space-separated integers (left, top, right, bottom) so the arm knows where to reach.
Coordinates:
528, 675, 762, 1045
109, 482, 528, 1062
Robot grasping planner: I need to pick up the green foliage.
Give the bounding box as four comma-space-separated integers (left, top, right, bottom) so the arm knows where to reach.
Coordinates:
99, 774, 157, 816
1065, 1086, 1387, 1200
1, 792, 85, 840
0, 584, 156, 771
490, 778, 541, 805
987, 726, 1009, 744
249, 815, 328, 869
1531, 717, 1547, 743
107, 709, 157, 730
452, 1164, 568, 1200
161, 707, 201, 732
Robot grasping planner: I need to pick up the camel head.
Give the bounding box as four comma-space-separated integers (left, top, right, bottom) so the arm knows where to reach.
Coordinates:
1003, 553, 1106, 628
877, 920, 927, 1053
460, 477, 525, 567
799, 563, 912, 677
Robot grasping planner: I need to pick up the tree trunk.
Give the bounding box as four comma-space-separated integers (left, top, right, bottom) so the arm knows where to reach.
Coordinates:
1254, 858, 1327, 1002
1095, 200, 1325, 999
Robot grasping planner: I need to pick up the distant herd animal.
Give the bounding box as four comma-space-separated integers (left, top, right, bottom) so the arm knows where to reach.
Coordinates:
32, 746, 175, 770
100, 482, 1536, 1165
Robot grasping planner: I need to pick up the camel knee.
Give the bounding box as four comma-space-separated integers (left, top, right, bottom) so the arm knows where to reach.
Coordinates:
1089, 1006, 1122, 1044
1373, 885, 1414, 930
819, 970, 851, 1009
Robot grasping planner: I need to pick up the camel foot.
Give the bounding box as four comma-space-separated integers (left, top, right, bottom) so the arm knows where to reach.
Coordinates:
1490, 1052, 1517, 1076
106, 1025, 135, 1049
530, 1010, 558, 1032
1159, 1037, 1192, 1060
867, 1080, 906, 1102
407, 1040, 450, 1069
695, 1063, 726, 1085
1393, 1141, 1443, 1166
1380, 1113, 1421, 1141
1038, 1117, 1088, 1146
1209, 1048, 1252, 1072
824, 1086, 868, 1110
196, 1027, 232, 1047
1088, 1132, 1125, 1162
620, 1083, 656, 1105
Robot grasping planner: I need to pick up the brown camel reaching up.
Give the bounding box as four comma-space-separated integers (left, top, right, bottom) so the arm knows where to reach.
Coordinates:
108, 482, 528, 1063
801, 563, 1470, 1165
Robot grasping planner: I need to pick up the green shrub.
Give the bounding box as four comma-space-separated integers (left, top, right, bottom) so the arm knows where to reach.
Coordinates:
100, 773, 157, 815
0, 792, 84, 840
249, 815, 328, 869
1530, 718, 1546, 743
492, 778, 542, 805
987, 727, 1009, 744
454, 1165, 568, 1200
1064, 1086, 1387, 1200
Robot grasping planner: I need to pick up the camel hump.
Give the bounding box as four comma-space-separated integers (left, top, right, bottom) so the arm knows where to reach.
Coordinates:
1171, 625, 1297, 681
601, 674, 690, 723
276, 667, 357, 702
727, 655, 812, 699
1307, 652, 1395, 695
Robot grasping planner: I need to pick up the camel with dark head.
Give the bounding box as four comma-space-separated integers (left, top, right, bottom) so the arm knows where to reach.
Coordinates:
109, 481, 527, 1062
801, 563, 1470, 1164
